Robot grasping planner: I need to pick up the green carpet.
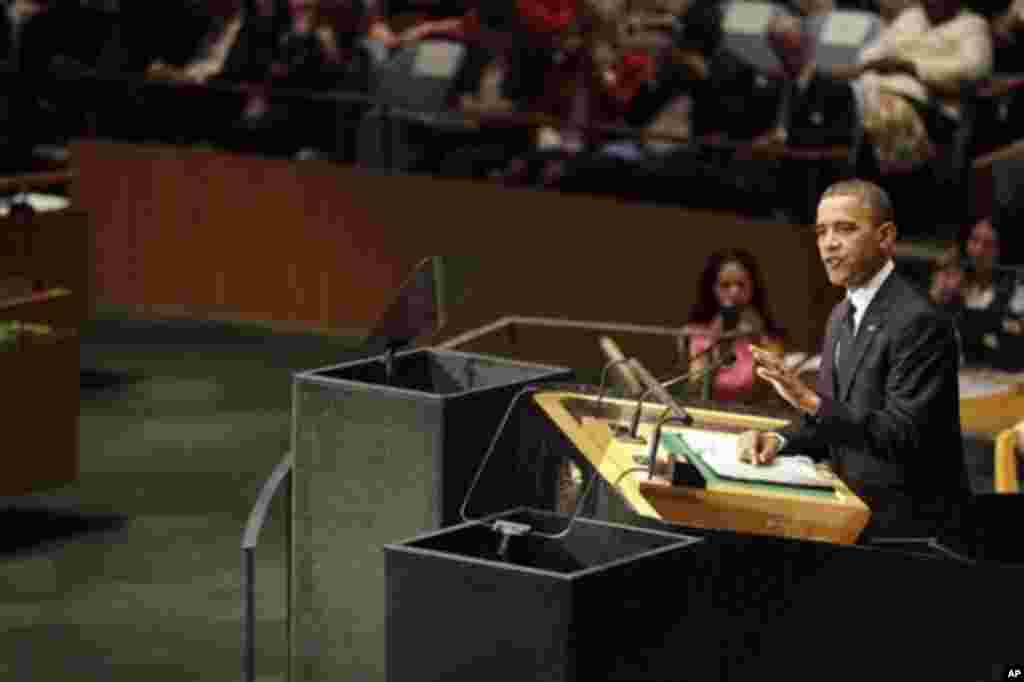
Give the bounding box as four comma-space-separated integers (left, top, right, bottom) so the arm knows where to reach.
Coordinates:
0, 316, 367, 682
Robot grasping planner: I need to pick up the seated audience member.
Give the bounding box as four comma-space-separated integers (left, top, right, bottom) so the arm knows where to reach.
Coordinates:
435, 52, 535, 178
828, 0, 992, 231
761, 14, 860, 146
682, 249, 787, 403
992, 0, 1024, 69
962, 216, 1024, 315
555, 1, 788, 212
430, 0, 603, 181
929, 243, 967, 310
497, 38, 639, 187
146, 1, 262, 86
232, 0, 361, 156
851, 0, 992, 166
132, 0, 274, 145
558, 9, 856, 218
486, 0, 641, 187
334, 0, 400, 66
627, 1, 781, 142
938, 217, 1024, 366
140, 0, 368, 156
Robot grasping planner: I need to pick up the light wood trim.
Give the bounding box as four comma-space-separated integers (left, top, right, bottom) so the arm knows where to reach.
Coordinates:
534, 390, 871, 544
994, 428, 1021, 494
676, 406, 787, 432
437, 317, 514, 349
509, 316, 685, 337
437, 316, 686, 351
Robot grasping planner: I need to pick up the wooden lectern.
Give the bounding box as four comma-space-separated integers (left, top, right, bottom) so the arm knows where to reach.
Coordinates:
533, 388, 871, 544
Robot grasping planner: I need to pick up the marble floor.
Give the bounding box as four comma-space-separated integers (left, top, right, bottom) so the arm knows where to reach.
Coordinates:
1, 315, 364, 682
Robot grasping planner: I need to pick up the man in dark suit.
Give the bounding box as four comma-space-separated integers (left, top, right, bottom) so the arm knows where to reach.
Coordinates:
737, 179, 967, 541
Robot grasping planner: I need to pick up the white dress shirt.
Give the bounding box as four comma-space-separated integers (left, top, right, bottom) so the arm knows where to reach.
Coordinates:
847, 259, 895, 335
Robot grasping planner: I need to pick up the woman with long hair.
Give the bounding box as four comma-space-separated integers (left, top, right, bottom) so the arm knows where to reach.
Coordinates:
682, 248, 786, 402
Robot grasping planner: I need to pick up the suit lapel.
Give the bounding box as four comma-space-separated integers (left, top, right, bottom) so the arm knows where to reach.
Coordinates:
817, 303, 843, 399
839, 276, 897, 401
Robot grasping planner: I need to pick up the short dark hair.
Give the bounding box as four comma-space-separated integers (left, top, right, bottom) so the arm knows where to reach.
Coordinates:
820, 179, 894, 226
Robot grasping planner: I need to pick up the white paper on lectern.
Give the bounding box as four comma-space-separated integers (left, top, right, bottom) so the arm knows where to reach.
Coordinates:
821, 13, 873, 47
674, 429, 829, 487
723, 2, 775, 35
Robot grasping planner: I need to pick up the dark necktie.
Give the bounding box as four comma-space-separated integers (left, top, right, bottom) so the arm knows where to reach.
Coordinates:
834, 300, 857, 390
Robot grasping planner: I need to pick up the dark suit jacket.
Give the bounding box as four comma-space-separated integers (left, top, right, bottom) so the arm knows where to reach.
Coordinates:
782, 74, 859, 147
779, 270, 967, 537
623, 48, 781, 141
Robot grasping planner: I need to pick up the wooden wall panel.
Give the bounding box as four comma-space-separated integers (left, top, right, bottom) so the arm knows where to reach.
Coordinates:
71, 141, 837, 351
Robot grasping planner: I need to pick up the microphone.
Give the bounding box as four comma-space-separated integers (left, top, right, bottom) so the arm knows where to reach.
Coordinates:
629, 359, 710, 489
598, 336, 644, 398
620, 358, 696, 441
618, 383, 657, 445
719, 305, 741, 360
702, 305, 742, 401
614, 350, 735, 444
642, 405, 708, 487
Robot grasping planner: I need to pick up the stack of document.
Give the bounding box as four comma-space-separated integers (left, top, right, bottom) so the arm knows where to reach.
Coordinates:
671, 429, 834, 490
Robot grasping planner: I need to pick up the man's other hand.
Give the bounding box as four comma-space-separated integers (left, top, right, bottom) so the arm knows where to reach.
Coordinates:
751, 345, 822, 414
737, 430, 781, 466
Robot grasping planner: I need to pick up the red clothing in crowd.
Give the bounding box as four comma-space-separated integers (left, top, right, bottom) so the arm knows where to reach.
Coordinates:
515, 0, 575, 34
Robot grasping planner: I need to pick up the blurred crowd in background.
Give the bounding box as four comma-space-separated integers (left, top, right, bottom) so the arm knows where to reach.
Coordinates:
2, 0, 1024, 233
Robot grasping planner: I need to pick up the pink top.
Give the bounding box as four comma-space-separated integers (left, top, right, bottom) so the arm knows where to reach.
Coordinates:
689, 334, 757, 402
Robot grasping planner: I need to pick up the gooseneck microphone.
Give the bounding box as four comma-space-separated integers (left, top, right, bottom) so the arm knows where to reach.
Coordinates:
645, 407, 694, 480
621, 384, 657, 444
627, 358, 696, 429
598, 336, 644, 397
613, 347, 737, 445
704, 304, 740, 400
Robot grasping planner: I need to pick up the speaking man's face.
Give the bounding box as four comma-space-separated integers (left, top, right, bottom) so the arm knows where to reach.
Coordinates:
815, 195, 895, 288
